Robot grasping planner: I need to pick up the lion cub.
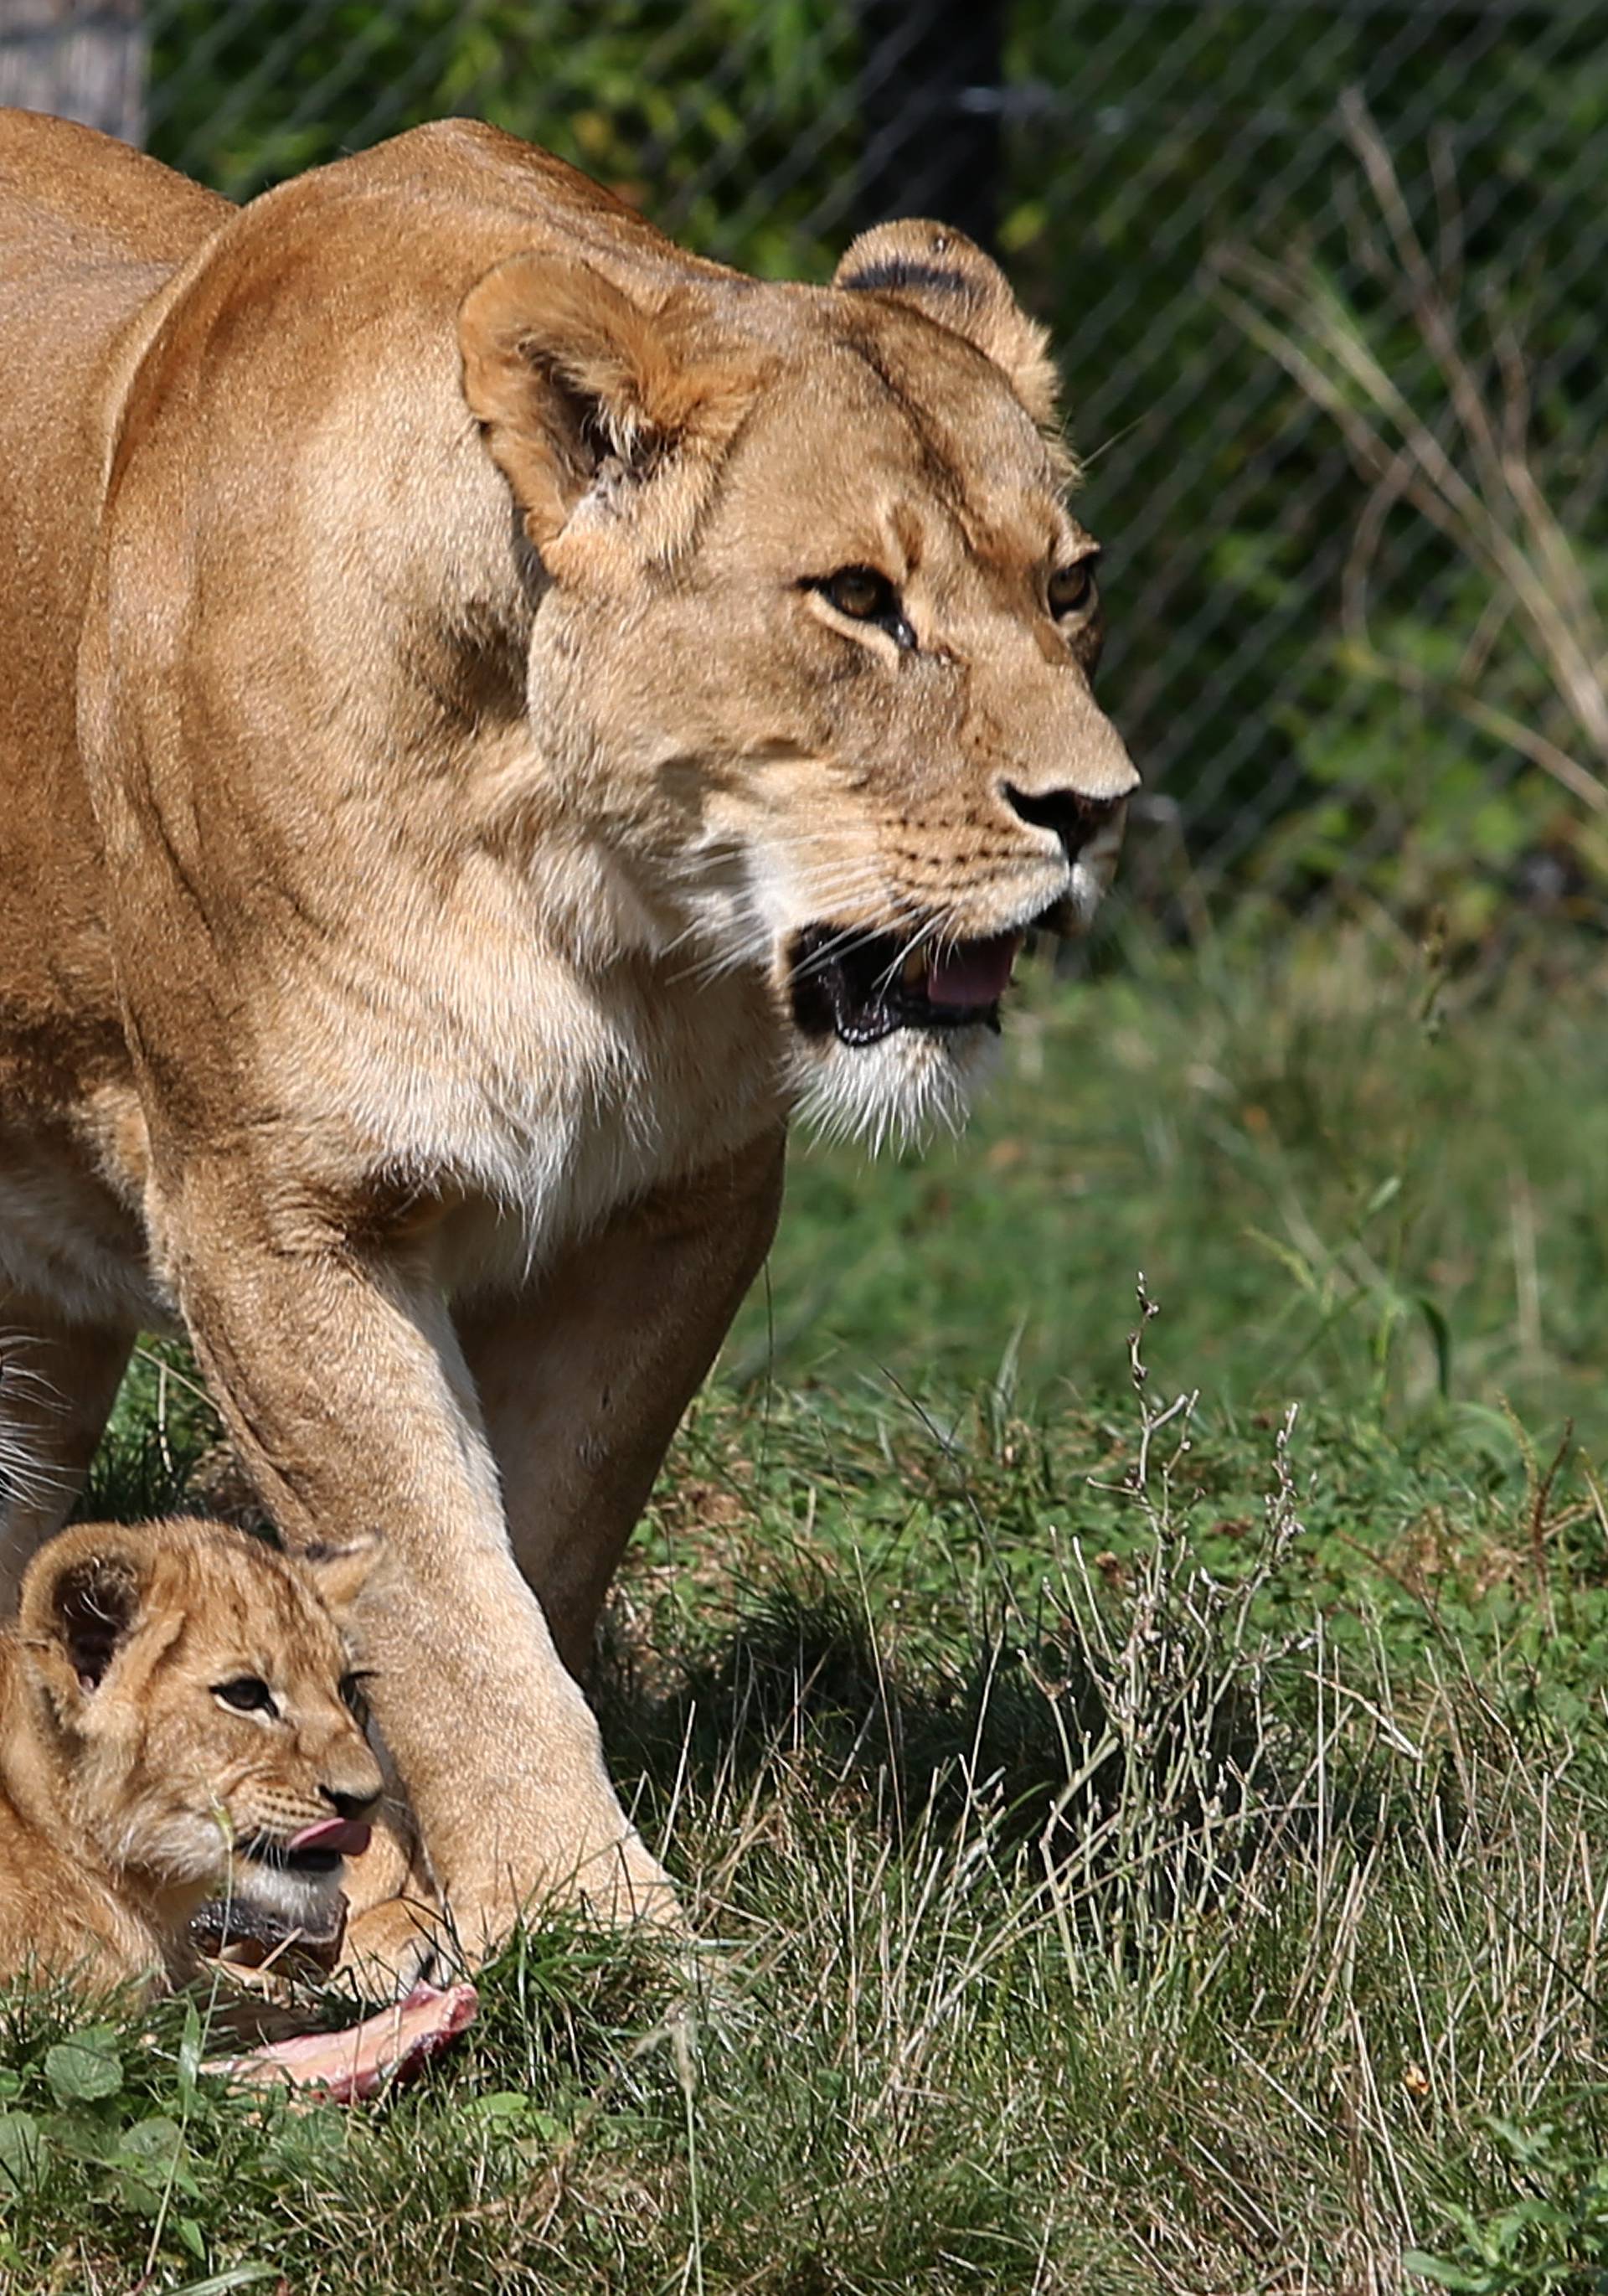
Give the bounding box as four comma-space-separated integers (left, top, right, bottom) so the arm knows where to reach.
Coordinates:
0, 1517, 383, 1997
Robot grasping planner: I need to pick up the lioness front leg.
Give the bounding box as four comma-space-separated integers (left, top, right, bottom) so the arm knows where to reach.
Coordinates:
164, 1171, 673, 1972
458, 1132, 786, 1676
0, 1304, 134, 1606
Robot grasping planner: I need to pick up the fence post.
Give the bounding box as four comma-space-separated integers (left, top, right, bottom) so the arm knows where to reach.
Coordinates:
855, 0, 1007, 250
0, 0, 146, 147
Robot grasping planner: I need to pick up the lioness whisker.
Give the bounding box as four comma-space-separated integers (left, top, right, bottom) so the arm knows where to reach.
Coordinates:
661, 865, 914, 991
868, 913, 948, 1000
791, 921, 922, 988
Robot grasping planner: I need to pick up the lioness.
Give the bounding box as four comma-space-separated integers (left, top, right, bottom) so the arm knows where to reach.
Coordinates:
0, 111, 1136, 1978
0, 1515, 381, 1995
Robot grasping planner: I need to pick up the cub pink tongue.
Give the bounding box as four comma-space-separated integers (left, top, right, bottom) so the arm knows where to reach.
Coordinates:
924, 931, 1023, 1011
287, 1815, 372, 1858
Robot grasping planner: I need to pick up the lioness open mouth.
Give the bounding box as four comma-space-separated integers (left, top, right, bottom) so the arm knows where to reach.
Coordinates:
241, 1814, 372, 1877
789, 926, 1023, 1047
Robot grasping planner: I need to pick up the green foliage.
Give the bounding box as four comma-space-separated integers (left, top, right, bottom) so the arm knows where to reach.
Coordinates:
44, 2034, 126, 2105
1408, 2120, 1608, 2292
1214, 101, 1608, 944
1009, 5, 1608, 911
0, 1997, 214, 2273
147, 0, 858, 271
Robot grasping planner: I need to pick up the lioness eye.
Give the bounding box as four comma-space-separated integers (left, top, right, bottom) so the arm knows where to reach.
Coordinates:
819, 566, 900, 624
339, 1671, 374, 1720
214, 1675, 277, 1717
1048, 558, 1099, 618
810, 565, 915, 650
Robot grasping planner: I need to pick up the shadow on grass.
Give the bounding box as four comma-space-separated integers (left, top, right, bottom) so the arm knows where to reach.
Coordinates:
594, 1580, 1288, 1905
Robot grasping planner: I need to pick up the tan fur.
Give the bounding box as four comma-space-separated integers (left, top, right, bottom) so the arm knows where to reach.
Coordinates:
0, 1517, 381, 1996
0, 113, 1137, 1979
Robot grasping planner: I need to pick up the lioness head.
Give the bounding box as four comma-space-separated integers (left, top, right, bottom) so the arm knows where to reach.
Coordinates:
17, 1518, 383, 1933
461, 214, 1137, 1146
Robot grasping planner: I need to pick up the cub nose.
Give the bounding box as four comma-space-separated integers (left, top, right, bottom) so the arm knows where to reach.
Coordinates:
321, 1781, 381, 1824
1002, 783, 1127, 862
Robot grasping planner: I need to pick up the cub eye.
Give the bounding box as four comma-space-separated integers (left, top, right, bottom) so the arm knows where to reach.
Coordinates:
1048, 558, 1099, 619
214, 1675, 277, 1718
818, 565, 901, 624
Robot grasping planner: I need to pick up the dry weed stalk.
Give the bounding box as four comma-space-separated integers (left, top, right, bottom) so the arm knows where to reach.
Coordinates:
1031, 1278, 1317, 1966
1215, 90, 1608, 818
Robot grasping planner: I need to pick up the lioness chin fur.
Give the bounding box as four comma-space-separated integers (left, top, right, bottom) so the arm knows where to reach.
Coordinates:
0, 111, 1136, 1979
0, 1516, 381, 1997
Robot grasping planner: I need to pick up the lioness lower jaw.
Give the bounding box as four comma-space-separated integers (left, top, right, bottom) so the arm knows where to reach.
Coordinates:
786, 1009, 1002, 1154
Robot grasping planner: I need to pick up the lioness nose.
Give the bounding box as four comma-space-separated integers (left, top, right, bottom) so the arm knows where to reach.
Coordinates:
1002, 783, 1127, 863
322, 1782, 381, 1823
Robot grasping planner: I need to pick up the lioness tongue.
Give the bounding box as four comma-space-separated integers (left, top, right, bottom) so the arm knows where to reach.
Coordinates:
287, 1816, 372, 1858
924, 932, 1023, 1010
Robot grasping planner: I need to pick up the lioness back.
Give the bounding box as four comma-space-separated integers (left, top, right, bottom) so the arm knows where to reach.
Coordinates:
0, 116, 231, 1169
0, 1514, 381, 1996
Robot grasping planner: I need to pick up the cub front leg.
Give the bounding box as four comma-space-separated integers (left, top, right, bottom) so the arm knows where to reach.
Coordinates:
163, 1171, 673, 1968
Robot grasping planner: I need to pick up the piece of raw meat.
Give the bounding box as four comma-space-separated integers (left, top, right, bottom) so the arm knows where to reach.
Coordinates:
203, 1980, 478, 2103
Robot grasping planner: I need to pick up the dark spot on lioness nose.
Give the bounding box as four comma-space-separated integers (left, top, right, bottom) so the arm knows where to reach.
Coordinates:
1002, 784, 1124, 862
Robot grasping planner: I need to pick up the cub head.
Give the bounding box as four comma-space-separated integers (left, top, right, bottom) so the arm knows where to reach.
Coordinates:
17, 1518, 383, 1936
460, 215, 1137, 1148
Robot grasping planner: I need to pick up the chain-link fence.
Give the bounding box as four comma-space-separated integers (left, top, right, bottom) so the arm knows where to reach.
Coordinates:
8, 0, 1606, 950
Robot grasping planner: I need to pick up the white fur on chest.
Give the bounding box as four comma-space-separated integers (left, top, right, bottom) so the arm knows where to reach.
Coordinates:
263, 849, 786, 1296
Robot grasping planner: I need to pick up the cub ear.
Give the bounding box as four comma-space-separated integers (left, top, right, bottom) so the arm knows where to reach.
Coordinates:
18, 1527, 151, 1716
297, 1530, 386, 1623
833, 219, 1061, 429
459, 252, 753, 552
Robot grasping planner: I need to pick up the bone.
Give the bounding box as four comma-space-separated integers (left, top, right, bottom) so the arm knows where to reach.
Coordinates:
188, 1888, 348, 1974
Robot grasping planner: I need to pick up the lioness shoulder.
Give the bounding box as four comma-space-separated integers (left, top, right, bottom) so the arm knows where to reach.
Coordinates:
0, 1517, 382, 1997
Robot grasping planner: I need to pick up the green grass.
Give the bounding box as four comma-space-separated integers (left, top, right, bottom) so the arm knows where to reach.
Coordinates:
9, 929, 1608, 2293
735, 920, 1608, 1448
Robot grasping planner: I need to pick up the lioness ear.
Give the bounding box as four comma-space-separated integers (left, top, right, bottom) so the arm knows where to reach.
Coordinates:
833, 219, 1061, 429
298, 1530, 386, 1621
18, 1527, 150, 1716
459, 253, 750, 551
